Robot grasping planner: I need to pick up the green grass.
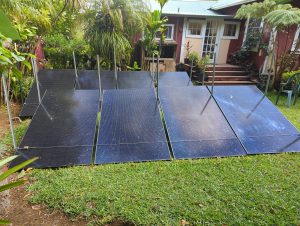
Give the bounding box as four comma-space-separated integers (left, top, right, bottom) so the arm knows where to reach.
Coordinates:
0, 120, 30, 156
3, 92, 300, 225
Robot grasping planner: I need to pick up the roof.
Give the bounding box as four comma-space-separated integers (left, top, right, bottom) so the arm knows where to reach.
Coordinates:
210, 0, 256, 10
148, 0, 231, 17
148, 0, 256, 17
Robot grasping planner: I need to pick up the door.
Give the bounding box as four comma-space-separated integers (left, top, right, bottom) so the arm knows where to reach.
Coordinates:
202, 20, 221, 63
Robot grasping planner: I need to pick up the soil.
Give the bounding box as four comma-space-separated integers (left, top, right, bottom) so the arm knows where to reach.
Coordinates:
0, 103, 21, 140
0, 103, 88, 226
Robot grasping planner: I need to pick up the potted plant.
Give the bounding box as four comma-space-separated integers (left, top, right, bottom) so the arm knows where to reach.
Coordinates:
184, 41, 192, 64
195, 55, 210, 82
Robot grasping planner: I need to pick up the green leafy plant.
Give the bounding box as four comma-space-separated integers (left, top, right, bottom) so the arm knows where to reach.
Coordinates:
44, 34, 92, 69
126, 61, 141, 71
0, 155, 37, 225
282, 68, 300, 82
140, 9, 168, 70
235, 0, 300, 89
0, 11, 33, 103
188, 52, 200, 65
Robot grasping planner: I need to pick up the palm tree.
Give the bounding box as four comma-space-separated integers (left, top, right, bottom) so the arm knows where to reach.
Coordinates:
85, 0, 149, 68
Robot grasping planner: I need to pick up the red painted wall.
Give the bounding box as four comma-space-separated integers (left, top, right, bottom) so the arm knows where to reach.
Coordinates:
227, 21, 246, 61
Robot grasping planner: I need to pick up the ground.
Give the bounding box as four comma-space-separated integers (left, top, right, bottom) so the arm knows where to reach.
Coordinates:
0, 91, 299, 225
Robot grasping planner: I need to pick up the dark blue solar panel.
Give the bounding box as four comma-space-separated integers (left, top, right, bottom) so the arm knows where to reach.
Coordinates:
117, 71, 153, 89
159, 86, 246, 159
20, 69, 76, 117
20, 90, 99, 148
76, 70, 99, 89
212, 85, 300, 154
12, 90, 99, 168
10, 146, 93, 168
96, 89, 170, 164
158, 72, 190, 88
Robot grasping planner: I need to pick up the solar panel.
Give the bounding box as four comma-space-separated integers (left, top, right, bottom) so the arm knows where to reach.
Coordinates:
19, 103, 39, 118
20, 69, 76, 117
76, 70, 99, 89
158, 72, 190, 88
96, 89, 170, 164
212, 85, 300, 154
12, 90, 99, 168
100, 70, 117, 90
10, 146, 93, 168
159, 86, 246, 159
117, 71, 153, 89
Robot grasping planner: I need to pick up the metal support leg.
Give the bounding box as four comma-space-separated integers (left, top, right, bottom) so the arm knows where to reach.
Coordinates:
72, 51, 79, 81
1, 73, 16, 149
97, 55, 102, 100
187, 59, 193, 86
113, 36, 118, 89
31, 58, 41, 103
156, 54, 159, 100
211, 52, 217, 95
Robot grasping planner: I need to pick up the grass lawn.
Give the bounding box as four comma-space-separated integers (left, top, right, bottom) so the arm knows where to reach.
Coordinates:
3, 91, 300, 225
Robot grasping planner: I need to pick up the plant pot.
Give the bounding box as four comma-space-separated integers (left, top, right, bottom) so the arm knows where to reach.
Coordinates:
184, 58, 190, 64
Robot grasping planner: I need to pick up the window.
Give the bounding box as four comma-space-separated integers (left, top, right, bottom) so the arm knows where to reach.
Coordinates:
164, 24, 174, 40
156, 24, 174, 41
222, 22, 240, 39
243, 18, 264, 51
187, 20, 203, 37
292, 26, 300, 52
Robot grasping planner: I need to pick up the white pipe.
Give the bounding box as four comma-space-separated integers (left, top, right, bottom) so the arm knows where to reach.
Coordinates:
72, 51, 79, 80
113, 37, 118, 89
32, 58, 41, 103
1, 73, 16, 149
97, 55, 102, 99
211, 52, 217, 95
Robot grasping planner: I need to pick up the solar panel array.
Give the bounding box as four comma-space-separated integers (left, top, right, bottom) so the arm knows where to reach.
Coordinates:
13, 69, 300, 168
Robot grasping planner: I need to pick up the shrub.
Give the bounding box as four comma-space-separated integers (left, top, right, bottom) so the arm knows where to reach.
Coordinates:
188, 52, 200, 65
282, 68, 300, 82
44, 34, 93, 69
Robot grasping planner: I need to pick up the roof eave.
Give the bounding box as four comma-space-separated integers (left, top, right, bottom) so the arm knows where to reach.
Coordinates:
210, 0, 256, 10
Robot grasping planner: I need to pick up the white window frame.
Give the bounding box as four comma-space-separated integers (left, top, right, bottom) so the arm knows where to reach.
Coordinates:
186, 19, 205, 38
222, 21, 240, 40
292, 26, 300, 53
163, 24, 174, 40
242, 18, 264, 51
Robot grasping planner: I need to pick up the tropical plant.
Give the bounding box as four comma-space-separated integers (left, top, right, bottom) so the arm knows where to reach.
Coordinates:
282, 68, 300, 82
235, 0, 300, 88
85, 0, 149, 69
126, 61, 141, 71
140, 9, 168, 69
44, 34, 92, 69
0, 155, 37, 225
0, 0, 83, 34
0, 11, 33, 103
188, 52, 200, 65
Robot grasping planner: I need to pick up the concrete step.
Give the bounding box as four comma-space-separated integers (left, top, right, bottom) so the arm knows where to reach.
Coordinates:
207, 75, 251, 81
205, 71, 248, 76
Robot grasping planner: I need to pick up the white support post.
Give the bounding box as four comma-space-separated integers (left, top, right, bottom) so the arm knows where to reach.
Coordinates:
187, 59, 193, 86
152, 53, 155, 81
113, 37, 118, 89
31, 58, 42, 103
72, 51, 79, 80
211, 52, 217, 95
1, 73, 16, 149
97, 55, 102, 100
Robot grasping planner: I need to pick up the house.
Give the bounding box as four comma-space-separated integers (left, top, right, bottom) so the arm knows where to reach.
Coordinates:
145, 0, 300, 85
